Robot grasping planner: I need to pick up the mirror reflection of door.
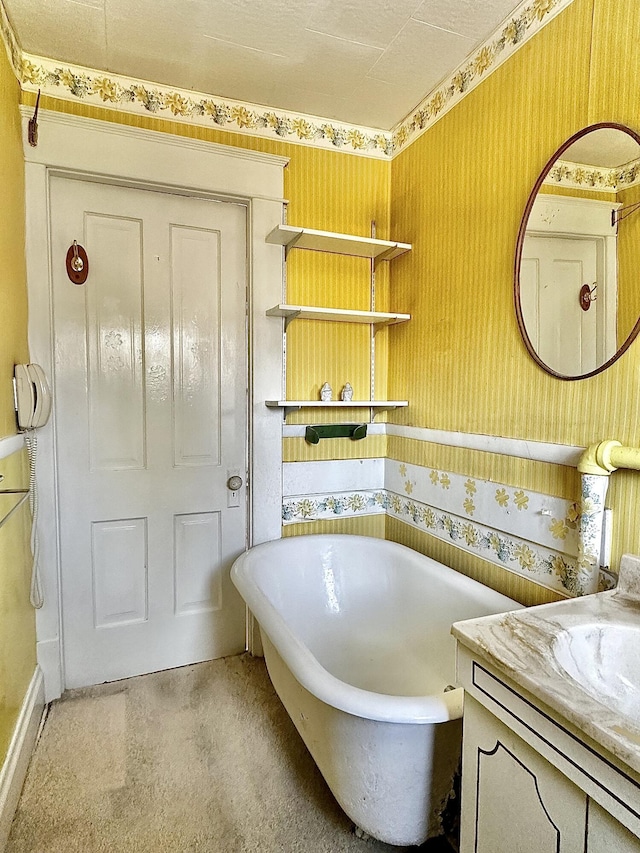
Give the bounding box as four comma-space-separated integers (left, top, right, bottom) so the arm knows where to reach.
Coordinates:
521, 234, 603, 375
521, 195, 618, 375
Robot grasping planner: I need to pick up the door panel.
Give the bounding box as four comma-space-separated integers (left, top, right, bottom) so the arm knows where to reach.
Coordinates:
50, 177, 248, 688
170, 224, 221, 467
522, 234, 602, 374
86, 214, 146, 471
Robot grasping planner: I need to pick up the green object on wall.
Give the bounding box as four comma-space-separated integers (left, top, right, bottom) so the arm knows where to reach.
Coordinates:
305, 424, 368, 444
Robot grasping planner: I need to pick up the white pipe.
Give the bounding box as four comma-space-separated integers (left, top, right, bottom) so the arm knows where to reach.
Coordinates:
577, 440, 640, 595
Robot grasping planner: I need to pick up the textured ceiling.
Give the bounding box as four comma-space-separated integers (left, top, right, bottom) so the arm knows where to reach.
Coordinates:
564, 129, 640, 168
5, 0, 522, 130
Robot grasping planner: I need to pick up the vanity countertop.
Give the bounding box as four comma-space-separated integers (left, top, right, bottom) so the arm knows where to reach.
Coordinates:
452, 554, 640, 777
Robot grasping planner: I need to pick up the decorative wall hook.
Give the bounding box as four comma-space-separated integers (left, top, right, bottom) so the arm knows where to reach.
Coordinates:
579, 282, 597, 311
27, 90, 40, 147
66, 240, 89, 285
612, 200, 640, 226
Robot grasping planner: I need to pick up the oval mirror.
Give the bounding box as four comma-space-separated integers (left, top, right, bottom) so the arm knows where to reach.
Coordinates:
515, 123, 640, 379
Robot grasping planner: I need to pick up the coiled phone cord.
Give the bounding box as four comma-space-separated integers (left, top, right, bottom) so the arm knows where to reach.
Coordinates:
24, 429, 44, 609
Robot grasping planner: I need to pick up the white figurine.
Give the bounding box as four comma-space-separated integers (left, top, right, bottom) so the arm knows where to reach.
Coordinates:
320, 382, 333, 402
341, 382, 353, 402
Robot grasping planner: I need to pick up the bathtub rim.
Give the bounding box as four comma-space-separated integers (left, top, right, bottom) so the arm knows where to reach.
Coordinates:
231, 533, 522, 725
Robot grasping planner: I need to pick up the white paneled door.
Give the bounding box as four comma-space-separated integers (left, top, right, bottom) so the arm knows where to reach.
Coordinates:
521, 234, 606, 375
50, 177, 248, 688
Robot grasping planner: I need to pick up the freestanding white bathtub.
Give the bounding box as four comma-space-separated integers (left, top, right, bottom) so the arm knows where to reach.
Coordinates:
231, 534, 522, 846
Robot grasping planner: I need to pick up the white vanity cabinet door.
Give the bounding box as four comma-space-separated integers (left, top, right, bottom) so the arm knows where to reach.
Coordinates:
461, 697, 587, 853
587, 800, 640, 851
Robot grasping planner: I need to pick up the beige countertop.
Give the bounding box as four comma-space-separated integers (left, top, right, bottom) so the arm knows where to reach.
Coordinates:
452, 554, 640, 777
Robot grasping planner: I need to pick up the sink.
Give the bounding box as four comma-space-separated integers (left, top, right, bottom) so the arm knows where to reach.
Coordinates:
552, 623, 640, 721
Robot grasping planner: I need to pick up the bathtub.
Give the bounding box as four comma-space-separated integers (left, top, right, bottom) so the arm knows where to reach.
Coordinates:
231, 534, 523, 846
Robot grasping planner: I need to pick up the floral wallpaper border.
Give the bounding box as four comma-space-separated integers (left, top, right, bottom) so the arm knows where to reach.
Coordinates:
282, 487, 580, 596
544, 158, 640, 192
283, 490, 386, 524
391, 0, 575, 154
385, 460, 579, 556
0, 0, 391, 156
18, 53, 393, 158
0, 0, 573, 159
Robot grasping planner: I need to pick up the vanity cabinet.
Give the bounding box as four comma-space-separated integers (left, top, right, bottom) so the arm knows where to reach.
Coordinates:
462, 697, 587, 852
265, 224, 411, 414
456, 646, 640, 853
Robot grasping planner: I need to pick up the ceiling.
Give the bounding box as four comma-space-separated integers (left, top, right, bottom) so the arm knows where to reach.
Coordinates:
564, 128, 640, 168
5, 0, 523, 130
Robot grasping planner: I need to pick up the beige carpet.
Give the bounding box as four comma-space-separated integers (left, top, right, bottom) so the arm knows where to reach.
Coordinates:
7, 655, 454, 853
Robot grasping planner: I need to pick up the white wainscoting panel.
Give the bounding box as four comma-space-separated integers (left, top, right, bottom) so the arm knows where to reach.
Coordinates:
0, 667, 45, 851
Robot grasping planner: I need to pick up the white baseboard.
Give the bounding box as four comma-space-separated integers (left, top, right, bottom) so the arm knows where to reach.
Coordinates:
0, 667, 45, 851
36, 638, 63, 702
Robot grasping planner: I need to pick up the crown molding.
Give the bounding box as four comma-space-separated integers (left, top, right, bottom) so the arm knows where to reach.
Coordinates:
391, 0, 577, 154
2, 0, 575, 160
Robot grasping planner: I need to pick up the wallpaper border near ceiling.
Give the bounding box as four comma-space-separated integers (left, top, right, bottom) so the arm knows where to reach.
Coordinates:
391, 0, 576, 153
543, 157, 640, 191
1, 0, 574, 159
17, 53, 393, 159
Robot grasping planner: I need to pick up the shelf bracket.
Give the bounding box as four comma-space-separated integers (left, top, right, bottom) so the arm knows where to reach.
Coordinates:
283, 310, 301, 332
305, 423, 368, 445
283, 230, 304, 260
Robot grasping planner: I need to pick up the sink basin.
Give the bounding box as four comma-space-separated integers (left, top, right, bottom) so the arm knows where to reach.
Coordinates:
552, 623, 640, 721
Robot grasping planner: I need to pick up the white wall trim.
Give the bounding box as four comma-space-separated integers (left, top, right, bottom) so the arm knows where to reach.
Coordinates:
385, 424, 584, 467
0, 666, 45, 851
281, 422, 584, 467
283, 458, 384, 496
0, 434, 24, 461
18, 107, 290, 196
24, 110, 285, 695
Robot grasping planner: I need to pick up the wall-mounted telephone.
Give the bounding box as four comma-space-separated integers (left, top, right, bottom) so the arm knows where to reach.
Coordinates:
14, 363, 52, 430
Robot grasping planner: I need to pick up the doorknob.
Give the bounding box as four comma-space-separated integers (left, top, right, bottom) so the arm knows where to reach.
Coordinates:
227, 475, 243, 491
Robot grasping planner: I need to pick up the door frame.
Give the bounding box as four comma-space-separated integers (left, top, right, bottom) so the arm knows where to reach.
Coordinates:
22, 108, 287, 700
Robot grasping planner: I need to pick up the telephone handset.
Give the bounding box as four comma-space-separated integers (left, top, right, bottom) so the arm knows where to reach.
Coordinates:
14, 364, 52, 430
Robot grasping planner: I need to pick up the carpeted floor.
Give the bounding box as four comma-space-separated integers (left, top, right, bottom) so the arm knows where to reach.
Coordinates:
7, 654, 455, 853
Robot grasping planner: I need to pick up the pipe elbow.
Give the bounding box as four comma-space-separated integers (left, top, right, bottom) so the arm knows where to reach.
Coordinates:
578, 440, 622, 476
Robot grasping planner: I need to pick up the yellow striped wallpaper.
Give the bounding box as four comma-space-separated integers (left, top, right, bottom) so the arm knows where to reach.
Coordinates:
283, 514, 385, 539
0, 42, 35, 772
1, 40, 28, 438
538, 184, 615, 203
388, 0, 640, 594
385, 517, 565, 607
616, 182, 640, 346
0, 450, 35, 766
